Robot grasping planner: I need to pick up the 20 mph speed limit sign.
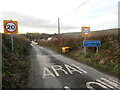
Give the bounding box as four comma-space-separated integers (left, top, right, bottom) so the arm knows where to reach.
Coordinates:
4, 20, 18, 34
82, 27, 90, 36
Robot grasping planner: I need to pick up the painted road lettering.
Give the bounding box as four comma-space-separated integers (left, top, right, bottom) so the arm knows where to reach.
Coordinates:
100, 78, 120, 89
86, 82, 109, 90
108, 78, 120, 85
72, 64, 87, 73
96, 79, 115, 89
43, 64, 119, 90
63, 78, 119, 90
43, 64, 87, 78
86, 78, 120, 90
64, 86, 71, 90
64, 64, 82, 74
43, 67, 55, 78
51, 65, 68, 76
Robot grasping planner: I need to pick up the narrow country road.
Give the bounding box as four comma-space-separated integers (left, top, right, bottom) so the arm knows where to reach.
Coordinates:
30, 43, 119, 90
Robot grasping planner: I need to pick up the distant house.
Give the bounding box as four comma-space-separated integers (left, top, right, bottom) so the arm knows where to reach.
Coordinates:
34, 39, 37, 42
47, 37, 58, 41
51, 38, 58, 41
47, 37, 52, 41
41, 39, 46, 42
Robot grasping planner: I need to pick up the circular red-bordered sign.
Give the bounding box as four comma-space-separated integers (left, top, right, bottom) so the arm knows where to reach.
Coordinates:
83, 28, 89, 35
82, 27, 90, 36
4, 21, 17, 33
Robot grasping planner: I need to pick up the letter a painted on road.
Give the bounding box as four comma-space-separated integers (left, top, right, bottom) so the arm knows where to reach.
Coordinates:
43, 67, 55, 78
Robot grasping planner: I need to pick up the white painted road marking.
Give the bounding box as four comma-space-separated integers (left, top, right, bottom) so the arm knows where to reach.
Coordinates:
108, 78, 120, 85
86, 78, 119, 90
65, 64, 82, 74
43, 64, 87, 78
63, 78, 119, 90
51, 65, 69, 76
96, 79, 116, 89
42, 64, 119, 90
43, 67, 55, 78
101, 78, 120, 89
86, 81, 110, 90
64, 86, 71, 90
72, 64, 87, 73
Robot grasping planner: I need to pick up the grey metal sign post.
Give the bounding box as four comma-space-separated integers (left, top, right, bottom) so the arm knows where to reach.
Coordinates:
96, 47, 99, 54
11, 34, 14, 52
84, 37, 87, 56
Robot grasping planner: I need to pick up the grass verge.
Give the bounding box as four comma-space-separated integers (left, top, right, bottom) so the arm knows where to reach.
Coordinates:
2, 34, 32, 88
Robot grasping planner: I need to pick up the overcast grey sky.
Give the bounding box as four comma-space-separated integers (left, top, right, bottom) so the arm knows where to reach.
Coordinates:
0, 0, 119, 34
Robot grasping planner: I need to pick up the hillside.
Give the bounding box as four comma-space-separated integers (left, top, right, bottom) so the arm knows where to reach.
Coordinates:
61, 28, 118, 38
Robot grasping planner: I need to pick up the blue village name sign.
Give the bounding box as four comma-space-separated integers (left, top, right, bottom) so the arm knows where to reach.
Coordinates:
83, 40, 101, 47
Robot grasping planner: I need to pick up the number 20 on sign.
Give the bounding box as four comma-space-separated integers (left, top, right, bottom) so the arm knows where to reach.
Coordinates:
4, 20, 18, 34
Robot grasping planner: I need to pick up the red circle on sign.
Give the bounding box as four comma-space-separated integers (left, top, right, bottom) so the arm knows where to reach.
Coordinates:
4, 21, 17, 33
82, 27, 90, 36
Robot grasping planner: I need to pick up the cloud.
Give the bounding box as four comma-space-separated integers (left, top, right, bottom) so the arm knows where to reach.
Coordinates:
0, 11, 79, 30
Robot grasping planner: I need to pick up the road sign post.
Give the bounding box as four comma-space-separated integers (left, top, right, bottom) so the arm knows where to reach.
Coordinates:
84, 37, 87, 56
11, 34, 13, 52
82, 27, 90, 56
96, 47, 99, 54
83, 40, 101, 54
3, 20, 18, 53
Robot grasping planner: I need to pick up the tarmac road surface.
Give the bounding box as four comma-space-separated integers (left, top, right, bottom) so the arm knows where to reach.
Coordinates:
30, 43, 119, 90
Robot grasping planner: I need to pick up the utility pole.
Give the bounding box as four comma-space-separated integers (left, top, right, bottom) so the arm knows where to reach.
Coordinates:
56, 1, 89, 53
58, 18, 60, 37
58, 18, 61, 52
